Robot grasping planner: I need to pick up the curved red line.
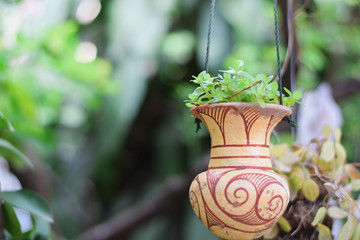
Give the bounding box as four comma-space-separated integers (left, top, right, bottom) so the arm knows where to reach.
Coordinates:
212, 144, 269, 148
268, 195, 282, 211
210, 155, 270, 159
214, 177, 257, 218
208, 166, 273, 170
265, 115, 275, 145
196, 171, 284, 232
190, 190, 200, 217
254, 182, 286, 222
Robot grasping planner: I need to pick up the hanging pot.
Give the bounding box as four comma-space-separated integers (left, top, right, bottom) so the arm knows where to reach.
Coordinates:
189, 102, 291, 240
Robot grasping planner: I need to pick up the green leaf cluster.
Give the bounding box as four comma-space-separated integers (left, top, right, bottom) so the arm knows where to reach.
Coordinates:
2, 190, 53, 240
268, 125, 360, 239
185, 59, 302, 108
0, 112, 53, 239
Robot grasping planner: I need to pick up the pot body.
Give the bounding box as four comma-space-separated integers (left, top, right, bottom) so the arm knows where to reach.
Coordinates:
189, 103, 291, 240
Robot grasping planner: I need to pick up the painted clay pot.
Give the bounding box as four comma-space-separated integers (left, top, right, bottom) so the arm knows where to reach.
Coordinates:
189, 102, 291, 240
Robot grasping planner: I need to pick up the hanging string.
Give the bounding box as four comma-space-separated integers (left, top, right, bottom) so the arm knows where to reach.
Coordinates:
273, 0, 283, 105
204, 0, 216, 72
195, 0, 216, 133
273, 0, 297, 128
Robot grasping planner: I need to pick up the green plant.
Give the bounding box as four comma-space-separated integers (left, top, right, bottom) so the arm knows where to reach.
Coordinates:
265, 125, 360, 240
0, 111, 53, 239
185, 59, 302, 108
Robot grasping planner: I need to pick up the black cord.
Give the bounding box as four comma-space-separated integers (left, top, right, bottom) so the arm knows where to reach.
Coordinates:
273, 0, 283, 106
274, 0, 298, 129
204, 0, 216, 73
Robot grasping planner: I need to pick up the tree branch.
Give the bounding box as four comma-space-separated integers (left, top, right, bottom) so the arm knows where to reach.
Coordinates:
331, 78, 360, 101
74, 156, 208, 240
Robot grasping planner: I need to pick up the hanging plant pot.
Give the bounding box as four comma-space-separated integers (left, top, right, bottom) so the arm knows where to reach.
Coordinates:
189, 102, 291, 240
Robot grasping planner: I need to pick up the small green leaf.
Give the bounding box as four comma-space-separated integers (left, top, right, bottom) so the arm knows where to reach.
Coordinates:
2, 201, 22, 238
263, 224, 279, 239
335, 142, 346, 165
311, 207, 326, 226
350, 179, 360, 191
258, 98, 265, 108
270, 144, 288, 158
278, 217, 291, 233
317, 223, 331, 236
322, 125, 331, 139
32, 214, 51, 236
0, 112, 15, 131
327, 206, 348, 219
0, 138, 33, 168
2, 189, 54, 223
283, 87, 292, 96
333, 127, 342, 142
293, 90, 302, 100
289, 172, 304, 191
320, 140, 335, 162
302, 179, 320, 202
338, 216, 358, 240
351, 224, 360, 240
318, 231, 332, 240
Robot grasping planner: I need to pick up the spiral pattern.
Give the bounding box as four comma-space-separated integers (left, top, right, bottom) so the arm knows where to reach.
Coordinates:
189, 167, 289, 240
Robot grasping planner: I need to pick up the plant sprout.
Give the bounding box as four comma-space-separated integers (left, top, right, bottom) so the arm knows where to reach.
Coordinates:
185, 59, 302, 108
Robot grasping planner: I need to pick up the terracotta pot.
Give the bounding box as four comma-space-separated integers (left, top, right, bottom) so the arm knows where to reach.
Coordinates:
189, 102, 291, 240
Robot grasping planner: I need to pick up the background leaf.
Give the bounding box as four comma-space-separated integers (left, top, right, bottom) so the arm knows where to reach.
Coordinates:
317, 223, 331, 237
327, 206, 348, 219
338, 216, 358, 240
351, 224, 360, 240
311, 207, 326, 226
350, 179, 360, 191
0, 112, 14, 131
302, 179, 320, 202
2, 189, 53, 223
320, 140, 335, 162
2, 201, 22, 238
278, 217, 291, 233
0, 138, 33, 168
263, 224, 279, 239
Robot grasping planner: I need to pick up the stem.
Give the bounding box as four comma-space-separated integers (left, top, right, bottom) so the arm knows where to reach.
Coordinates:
226, 80, 262, 99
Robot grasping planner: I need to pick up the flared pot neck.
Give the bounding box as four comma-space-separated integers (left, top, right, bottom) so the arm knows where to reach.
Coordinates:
190, 102, 292, 147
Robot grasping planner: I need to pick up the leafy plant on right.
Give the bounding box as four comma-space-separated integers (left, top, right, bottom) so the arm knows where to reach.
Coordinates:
265, 125, 360, 240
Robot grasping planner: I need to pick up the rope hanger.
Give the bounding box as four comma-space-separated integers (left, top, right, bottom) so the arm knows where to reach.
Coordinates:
273, 0, 284, 105
203, 0, 287, 108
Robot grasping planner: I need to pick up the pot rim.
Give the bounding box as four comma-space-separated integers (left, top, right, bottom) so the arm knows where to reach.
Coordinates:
189, 102, 292, 116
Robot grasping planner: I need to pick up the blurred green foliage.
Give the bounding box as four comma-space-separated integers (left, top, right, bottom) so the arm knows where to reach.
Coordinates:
0, 0, 360, 239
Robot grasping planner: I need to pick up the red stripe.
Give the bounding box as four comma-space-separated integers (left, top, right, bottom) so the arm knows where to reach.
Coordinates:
210, 155, 270, 159
212, 144, 269, 148
208, 166, 272, 170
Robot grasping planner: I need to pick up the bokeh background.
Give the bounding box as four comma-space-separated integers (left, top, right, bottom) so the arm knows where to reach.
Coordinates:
0, 0, 360, 239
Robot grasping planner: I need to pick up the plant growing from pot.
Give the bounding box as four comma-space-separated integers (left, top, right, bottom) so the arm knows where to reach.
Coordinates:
264, 125, 360, 240
185, 59, 302, 240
